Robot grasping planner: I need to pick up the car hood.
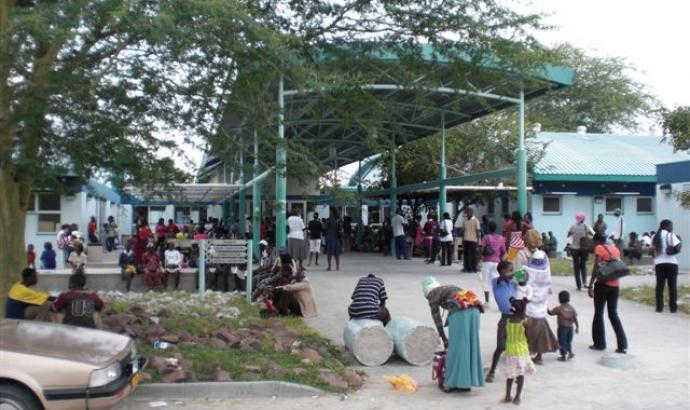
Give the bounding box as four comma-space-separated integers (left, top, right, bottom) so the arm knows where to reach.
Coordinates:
0, 320, 131, 367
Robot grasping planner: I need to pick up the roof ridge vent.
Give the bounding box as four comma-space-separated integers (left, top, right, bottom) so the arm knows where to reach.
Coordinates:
576, 125, 587, 135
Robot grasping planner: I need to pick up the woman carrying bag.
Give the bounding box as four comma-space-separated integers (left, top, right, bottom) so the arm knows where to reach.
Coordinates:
651, 219, 682, 313
567, 212, 595, 291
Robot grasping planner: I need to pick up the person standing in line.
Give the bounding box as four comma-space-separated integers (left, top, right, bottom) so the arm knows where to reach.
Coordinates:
390, 209, 410, 260
56, 224, 71, 264
324, 208, 343, 271
105, 216, 118, 252
587, 233, 628, 354
485, 260, 517, 383
462, 208, 481, 273
593, 213, 607, 237
40, 242, 56, 270
479, 221, 506, 304
88, 216, 99, 245
133, 218, 152, 264
423, 214, 437, 262
439, 212, 454, 266
287, 210, 307, 269
307, 213, 324, 267
26, 244, 36, 269
651, 219, 682, 313
611, 208, 624, 252
567, 212, 594, 291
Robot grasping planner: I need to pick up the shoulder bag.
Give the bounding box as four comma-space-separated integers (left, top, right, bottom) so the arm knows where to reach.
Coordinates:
666, 233, 682, 256
597, 245, 629, 281
579, 224, 595, 253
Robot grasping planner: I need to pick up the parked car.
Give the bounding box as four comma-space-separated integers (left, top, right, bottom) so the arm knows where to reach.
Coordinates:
0, 319, 146, 410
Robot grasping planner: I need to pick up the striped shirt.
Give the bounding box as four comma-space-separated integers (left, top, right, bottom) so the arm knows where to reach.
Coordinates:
348, 275, 387, 319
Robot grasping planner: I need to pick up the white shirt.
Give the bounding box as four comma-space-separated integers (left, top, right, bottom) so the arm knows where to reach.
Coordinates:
641, 235, 652, 247
653, 230, 681, 266
391, 215, 405, 237
613, 215, 624, 240
164, 249, 183, 266
287, 216, 305, 239
439, 219, 454, 242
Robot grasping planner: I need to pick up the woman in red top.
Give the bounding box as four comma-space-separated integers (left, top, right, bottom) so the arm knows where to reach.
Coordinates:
134, 219, 153, 265
587, 233, 628, 353
87, 216, 99, 245
142, 243, 163, 290
166, 219, 179, 235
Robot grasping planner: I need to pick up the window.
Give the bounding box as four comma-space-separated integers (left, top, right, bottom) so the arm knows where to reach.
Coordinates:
149, 206, 166, 224
501, 197, 509, 216
636, 197, 653, 213
542, 196, 561, 214
605, 197, 623, 213
35, 194, 61, 232
487, 198, 495, 216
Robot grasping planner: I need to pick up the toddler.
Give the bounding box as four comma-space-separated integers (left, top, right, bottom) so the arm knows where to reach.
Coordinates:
548, 290, 579, 361
502, 298, 536, 405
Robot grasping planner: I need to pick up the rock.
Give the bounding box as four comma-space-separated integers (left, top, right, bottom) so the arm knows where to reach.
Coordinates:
266, 363, 286, 378
300, 348, 323, 365
122, 325, 139, 338
317, 370, 348, 390
292, 368, 306, 376
177, 330, 192, 342
243, 372, 261, 381
214, 329, 240, 347
139, 371, 152, 382
163, 369, 187, 383
344, 370, 363, 387
214, 369, 232, 382
240, 338, 262, 351
179, 359, 194, 371
185, 371, 198, 382
149, 356, 170, 372
243, 365, 262, 374
202, 363, 221, 375
158, 308, 171, 318
149, 316, 160, 325
179, 341, 198, 348
248, 322, 265, 331
207, 338, 227, 349
103, 314, 128, 332
146, 325, 166, 338
160, 334, 180, 344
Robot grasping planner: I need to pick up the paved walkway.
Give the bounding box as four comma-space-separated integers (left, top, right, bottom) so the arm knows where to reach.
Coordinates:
118, 253, 689, 410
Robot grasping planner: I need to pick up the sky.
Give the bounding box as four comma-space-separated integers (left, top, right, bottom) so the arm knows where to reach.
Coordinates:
186, 0, 690, 174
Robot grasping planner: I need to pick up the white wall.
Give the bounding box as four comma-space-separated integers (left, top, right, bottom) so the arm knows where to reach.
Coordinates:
656, 184, 690, 270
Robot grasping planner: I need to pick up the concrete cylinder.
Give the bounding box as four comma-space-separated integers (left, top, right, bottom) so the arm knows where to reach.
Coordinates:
343, 319, 393, 366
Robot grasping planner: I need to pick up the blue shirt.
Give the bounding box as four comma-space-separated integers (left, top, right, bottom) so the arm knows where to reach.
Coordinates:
492, 277, 517, 315
41, 249, 56, 269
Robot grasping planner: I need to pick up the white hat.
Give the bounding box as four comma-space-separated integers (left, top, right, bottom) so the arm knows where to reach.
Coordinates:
422, 276, 441, 298
259, 240, 268, 246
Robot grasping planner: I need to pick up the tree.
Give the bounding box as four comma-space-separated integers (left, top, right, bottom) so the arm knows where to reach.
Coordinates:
662, 106, 690, 152
1, 0, 552, 302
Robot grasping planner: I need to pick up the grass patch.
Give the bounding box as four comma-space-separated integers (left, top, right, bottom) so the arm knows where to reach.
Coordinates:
619, 285, 690, 314
100, 291, 360, 392
550, 258, 644, 277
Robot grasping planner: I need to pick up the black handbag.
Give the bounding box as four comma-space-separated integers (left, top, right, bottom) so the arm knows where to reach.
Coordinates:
579, 224, 594, 253
666, 233, 682, 256
597, 245, 630, 281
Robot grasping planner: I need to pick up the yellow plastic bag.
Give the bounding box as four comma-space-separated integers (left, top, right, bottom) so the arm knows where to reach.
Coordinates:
384, 374, 419, 392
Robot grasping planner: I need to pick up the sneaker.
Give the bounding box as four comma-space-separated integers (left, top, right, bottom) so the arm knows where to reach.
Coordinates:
568, 353, 575, 360
557, 356, 567, 362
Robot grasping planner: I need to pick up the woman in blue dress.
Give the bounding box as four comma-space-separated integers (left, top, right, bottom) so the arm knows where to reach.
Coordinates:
324, 207, 342, 271
443, 288, 485, 392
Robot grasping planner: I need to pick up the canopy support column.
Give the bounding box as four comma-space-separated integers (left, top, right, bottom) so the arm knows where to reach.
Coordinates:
356, 158, 363, 249
439, 110, 447, 217
390, 141, 397, 256
276, 75, 287, 247
239, 143, 246, 237
252, 129, 262, 258
517, 88, 527, 215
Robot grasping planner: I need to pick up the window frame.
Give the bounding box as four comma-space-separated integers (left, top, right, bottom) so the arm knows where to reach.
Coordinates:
30, 193, 62, 233
605, 196, 623, 214
635, 197, 653, 214
541, 195, 562, 215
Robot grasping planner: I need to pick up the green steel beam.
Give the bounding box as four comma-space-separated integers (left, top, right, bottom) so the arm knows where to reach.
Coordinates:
356, 158, 363, 249
390, 142, 397, 255
252, 130, 262, 258
276, 75, 287, 247
517, 88, 527, 215
439, 110, 447, 217
238, 144, 246, 236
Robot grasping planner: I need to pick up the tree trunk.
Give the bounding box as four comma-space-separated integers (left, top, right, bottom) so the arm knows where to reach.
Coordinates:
0, 169, 28, 316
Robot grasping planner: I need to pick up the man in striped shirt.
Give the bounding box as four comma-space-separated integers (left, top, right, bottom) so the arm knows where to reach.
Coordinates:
348, 274, 390, 324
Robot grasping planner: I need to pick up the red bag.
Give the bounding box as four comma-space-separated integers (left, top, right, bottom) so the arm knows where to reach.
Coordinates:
431, 351, 446, 390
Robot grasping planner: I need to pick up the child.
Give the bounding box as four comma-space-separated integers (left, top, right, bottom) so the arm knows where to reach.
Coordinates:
52, 273, 105, 328
514, 269, 533, 302
26, 244, 36, 269
485, 260, 518, 383
40, 242, 57, 270
548, 290, 579, 361
502, 298, 536, 405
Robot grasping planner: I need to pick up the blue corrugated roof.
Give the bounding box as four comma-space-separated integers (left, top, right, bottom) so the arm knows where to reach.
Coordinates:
534, 132, 686, 181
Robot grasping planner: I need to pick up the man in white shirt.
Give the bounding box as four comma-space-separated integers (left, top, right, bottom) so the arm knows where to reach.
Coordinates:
391, 209, 410, 260
652, 220, 682, 313
611, 208, 624, 251
287, 211, 307, 268
163, 242, 183, 290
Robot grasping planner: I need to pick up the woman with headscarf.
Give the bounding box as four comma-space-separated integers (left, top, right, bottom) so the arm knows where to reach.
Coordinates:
423, 276, 484, 392
513, 229, 542, 271
567, 212, 595, 291
524, 250, 558, 364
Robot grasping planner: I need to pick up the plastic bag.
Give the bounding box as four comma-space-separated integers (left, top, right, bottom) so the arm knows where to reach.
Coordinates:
384, 374, 419, 392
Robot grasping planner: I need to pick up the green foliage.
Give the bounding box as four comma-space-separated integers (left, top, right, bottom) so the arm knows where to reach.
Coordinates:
662, 106, 690, 152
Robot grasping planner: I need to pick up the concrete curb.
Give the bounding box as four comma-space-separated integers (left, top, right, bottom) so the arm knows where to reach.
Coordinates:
133, 381, 327, 400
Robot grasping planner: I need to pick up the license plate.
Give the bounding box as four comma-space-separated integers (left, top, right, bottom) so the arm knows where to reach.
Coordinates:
130, 372, 142, 392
